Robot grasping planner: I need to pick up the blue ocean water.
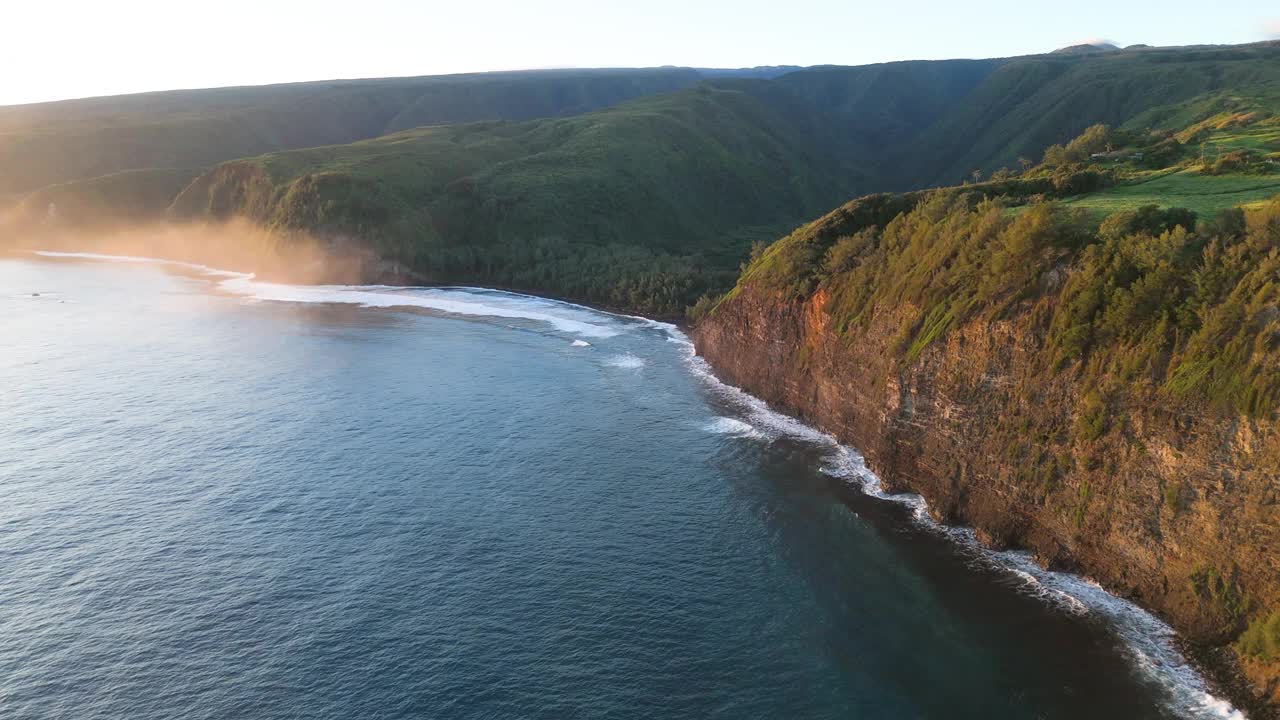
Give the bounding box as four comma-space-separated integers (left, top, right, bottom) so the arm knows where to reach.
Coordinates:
0, 254, 1240, 719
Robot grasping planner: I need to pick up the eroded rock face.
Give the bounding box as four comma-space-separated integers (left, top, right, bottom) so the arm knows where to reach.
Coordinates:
694, 285, 1280, 711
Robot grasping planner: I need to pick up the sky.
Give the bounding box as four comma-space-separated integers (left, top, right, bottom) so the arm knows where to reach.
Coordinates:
2, 0, 1277, 106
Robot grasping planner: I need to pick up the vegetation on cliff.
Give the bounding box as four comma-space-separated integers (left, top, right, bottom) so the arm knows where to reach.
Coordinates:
702, 118, 1280, 704
1240, 612, 1280, 662
727, 112, 1280, 417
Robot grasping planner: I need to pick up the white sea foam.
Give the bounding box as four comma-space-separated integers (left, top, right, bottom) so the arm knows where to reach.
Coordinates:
674, 340, 833, 444
808, 424, 1240, 720
703, 416, 763, 438
33, 251, 251, 278
28, 249, 629, 338
605, 353, 645, 369
665, 323, 1245, 720
1003, 555, 1245, 719
218, 277, 623, 338
32, 251, 629, 339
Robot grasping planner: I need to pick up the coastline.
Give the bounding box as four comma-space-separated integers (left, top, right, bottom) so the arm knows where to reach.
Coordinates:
688, 283, 1280, 718
16, 247, 1251, 718
671, 320, 1251, 720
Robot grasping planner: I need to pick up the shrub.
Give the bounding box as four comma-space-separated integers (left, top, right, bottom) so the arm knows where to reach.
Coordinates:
1065, 124, 1112, 158
1051, 168, 1107, 196
686, 293, 721, 323
822, 228, 878, 276
1075, 392, 1109, 441
1098, 205, 1197, 240
1200, 208, 1246, 238
1042, 144, 1071, 168
1138, 138, 1186, 169
1237, 612, 1280, 661
1205, 150, 1263, 176
1041, 125, 1112, 169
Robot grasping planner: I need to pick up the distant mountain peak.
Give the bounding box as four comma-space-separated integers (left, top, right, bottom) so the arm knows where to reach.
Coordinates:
1052, 41, 1121, 55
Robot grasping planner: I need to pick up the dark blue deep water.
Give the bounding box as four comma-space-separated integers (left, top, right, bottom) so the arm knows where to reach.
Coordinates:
0, 255, 1241, 719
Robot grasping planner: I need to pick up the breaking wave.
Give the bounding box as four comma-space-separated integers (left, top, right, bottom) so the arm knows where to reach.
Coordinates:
30, 253, 625, 339
703, 416, 763, 438
605, 353, 645, 369
219, 278, 624, 338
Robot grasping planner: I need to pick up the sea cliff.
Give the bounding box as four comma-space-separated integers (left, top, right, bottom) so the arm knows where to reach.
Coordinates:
693, 193, 1280, 714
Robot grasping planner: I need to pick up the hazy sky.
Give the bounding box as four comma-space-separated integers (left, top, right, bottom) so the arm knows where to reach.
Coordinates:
4, 0, 1277, 106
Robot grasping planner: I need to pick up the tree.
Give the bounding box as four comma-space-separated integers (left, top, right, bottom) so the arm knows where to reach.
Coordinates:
1065, 124, 1111, 159
1042, 144, 1070, 167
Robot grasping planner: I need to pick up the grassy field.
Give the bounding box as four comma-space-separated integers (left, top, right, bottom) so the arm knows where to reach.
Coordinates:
1062, 169, 1280, 217
1204, 122, 1280, 154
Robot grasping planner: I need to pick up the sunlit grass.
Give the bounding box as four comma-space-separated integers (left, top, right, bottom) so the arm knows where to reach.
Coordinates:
1062, 170, 1280, 217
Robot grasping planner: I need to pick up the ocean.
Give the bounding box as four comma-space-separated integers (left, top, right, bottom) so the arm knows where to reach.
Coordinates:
0, 253, 1242, 719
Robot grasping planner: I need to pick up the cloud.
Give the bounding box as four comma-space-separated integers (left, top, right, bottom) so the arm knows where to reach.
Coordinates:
1265, 18, 1280, 39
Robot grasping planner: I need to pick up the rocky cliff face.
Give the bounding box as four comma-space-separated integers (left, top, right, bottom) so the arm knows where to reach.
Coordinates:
694, 284, 1280, 712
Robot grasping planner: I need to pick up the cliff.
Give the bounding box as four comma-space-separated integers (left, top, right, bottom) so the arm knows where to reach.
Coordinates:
693, 191, 1280, 713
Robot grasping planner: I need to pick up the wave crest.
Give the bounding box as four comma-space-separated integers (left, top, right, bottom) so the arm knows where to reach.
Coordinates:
218, 278, 622, 338
605, 353, 645, 369
703, 417, 762, 438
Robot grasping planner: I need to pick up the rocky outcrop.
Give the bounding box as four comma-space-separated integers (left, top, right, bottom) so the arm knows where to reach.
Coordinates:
694, 284, 1280, 714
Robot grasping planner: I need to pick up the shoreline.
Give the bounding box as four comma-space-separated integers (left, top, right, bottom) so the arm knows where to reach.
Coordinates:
16, 247, 1252, 718
670, 321, 1251, 720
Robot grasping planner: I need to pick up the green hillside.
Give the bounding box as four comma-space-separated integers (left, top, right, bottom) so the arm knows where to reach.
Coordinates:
167, 84, 867, 315
708, 112, 1280, 415
897, 43, 1280, 187
13, 167, 205, 225
767, 59, 1006, 154
6, 42, 1280, 318
0, 68, 702, 196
